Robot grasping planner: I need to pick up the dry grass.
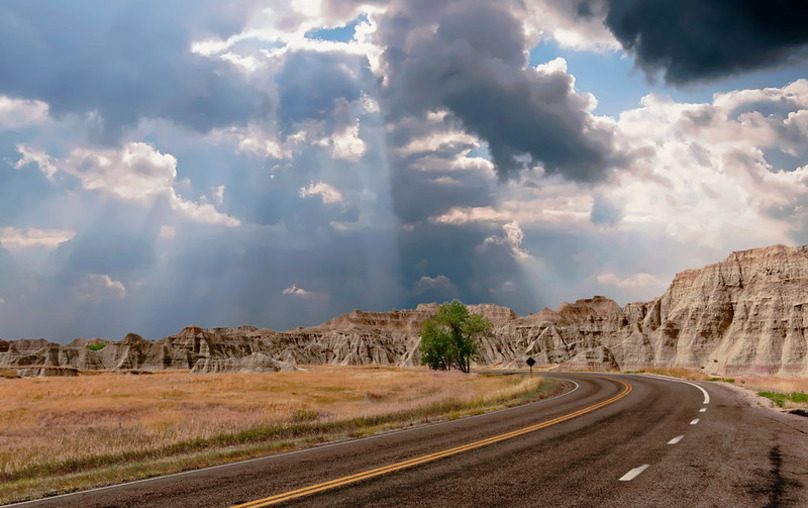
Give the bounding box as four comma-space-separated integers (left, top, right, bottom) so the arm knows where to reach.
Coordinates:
0, 366, 553, 504
736, 376, 808, 394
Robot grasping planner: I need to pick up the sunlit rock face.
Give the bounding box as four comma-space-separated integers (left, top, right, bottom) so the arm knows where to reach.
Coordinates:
2, 245, 808, 377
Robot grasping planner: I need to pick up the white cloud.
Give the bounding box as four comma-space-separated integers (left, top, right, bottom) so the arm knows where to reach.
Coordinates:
213, 124, 303, 159
596, 272, 664, 289
522, 1, 620, 52
321, 121, 367, 162
416, 275, 457, 293
0, 227, 75, 250
0, 96, 49, 130
281, 283, 327, 301
76, 274, 127, 301
299, 182, 345, 205
16, 142, 239, 227
212, 185, 225, 206
395, 129, 479, 157
477, 221, 531, 261
608, 79, 808, 247
15, 145, 58, 180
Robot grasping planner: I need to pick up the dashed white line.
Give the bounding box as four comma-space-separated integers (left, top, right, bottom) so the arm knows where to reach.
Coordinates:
667, 435, 684, 445
619, 464, 650, 481
690, 418, 700, 425
699, 407, 707, 413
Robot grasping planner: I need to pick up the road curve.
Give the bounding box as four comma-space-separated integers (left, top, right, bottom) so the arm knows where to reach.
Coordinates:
7, 373, 808, 508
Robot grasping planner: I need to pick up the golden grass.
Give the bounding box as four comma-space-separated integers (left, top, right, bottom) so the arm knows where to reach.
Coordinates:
736, 375, 808, 394
0, 366, 552, 504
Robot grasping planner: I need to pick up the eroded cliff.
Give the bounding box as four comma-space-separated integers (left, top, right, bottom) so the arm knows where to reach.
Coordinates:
2, 244, 807, 376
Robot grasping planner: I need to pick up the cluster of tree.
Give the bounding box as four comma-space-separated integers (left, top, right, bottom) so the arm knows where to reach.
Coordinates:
418, 300, 492, 373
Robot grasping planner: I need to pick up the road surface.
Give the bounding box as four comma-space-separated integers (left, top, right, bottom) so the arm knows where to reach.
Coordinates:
7, 373, 808, 508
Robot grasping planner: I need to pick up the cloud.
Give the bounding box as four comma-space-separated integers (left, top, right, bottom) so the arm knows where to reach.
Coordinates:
608, 79, 808, 246
0, 95, 49, 129
0, 227, 75, 250
15, 145, 58, 179
599, 0, 808, 83
477, 221, 531, 261
76, 274, 127, 301
414, 274, 459, 300
281, 283, 327, 300
212, 185, 225, 205
299, 182, 345, 205
374, 1, 628, 181
320, 120, 367, 161
596, 271, 663, 289
416, 275, 455, 291
0, 1, 269, 138
521, 0, 619, 52
16, 142, 239, 227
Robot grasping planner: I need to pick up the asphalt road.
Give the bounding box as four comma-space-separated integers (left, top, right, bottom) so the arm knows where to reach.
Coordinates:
8, 373, 808, 508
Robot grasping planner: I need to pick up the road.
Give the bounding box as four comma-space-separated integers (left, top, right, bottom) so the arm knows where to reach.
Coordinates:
7, 373, 808, 508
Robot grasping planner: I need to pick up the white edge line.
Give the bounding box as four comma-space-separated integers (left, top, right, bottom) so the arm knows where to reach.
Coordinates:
2, 378, 582, 507
619, 464, 650, 481
636, 374, 710, 404
667, 435, 684, 445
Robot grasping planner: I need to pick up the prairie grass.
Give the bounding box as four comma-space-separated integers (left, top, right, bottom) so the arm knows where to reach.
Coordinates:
0, 366, 554, 504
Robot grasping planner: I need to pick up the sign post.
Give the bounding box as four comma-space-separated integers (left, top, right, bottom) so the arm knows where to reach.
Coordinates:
526, 356, 536, 378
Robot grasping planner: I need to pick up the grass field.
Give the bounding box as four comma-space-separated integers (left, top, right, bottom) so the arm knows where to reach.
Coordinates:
0, 366, 555, 504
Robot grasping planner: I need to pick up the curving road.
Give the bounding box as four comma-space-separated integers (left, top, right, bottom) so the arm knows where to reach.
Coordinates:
7, 373, 808, 508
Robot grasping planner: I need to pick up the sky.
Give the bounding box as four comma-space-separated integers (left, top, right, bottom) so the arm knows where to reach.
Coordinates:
1, 0, 808, 341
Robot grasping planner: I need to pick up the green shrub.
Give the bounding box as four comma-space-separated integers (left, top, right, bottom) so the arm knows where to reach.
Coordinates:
788, 392, 808, 404
86, 343, 106, 352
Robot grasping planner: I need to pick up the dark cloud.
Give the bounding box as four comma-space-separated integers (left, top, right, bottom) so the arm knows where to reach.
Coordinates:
0, 0, 268, 140
600, 0, 808, 83
377, 0, 626, 181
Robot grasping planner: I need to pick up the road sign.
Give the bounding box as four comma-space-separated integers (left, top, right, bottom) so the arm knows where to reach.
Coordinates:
526, 357, 535, 377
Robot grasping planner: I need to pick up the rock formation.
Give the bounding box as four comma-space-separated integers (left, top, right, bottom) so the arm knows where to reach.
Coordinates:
2, 244, 808, 377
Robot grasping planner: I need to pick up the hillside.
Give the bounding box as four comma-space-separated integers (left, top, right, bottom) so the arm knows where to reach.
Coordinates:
3, 244, 808, 377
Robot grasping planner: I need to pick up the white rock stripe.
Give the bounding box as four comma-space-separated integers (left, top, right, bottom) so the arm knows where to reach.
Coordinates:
619, 464, 650, 481
690, 418, 699, 425
667, 435, 684, 445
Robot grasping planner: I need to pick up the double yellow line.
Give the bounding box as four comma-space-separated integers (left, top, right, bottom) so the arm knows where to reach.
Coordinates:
233, 379, 632, 507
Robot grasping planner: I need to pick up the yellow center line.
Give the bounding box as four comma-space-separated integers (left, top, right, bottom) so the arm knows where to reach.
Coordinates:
233, 379, 632, 508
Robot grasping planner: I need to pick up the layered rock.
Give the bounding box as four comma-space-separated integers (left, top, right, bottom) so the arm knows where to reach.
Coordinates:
2, 244, 808, 376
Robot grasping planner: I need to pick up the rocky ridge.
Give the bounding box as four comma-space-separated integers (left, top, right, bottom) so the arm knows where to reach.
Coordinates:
2, 244, 808, 377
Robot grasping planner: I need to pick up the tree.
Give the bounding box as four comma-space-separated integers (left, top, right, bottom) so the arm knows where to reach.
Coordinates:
419, 300, 492, 373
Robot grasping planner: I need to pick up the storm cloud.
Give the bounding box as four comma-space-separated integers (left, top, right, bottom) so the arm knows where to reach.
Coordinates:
599, 0, 808, 83
375, 0, 626, 181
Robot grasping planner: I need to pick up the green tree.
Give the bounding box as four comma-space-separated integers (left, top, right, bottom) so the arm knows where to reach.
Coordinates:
419, 300, 492, 373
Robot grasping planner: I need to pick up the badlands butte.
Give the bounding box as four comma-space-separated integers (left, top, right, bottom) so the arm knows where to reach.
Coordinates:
3, 244, 808, 378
